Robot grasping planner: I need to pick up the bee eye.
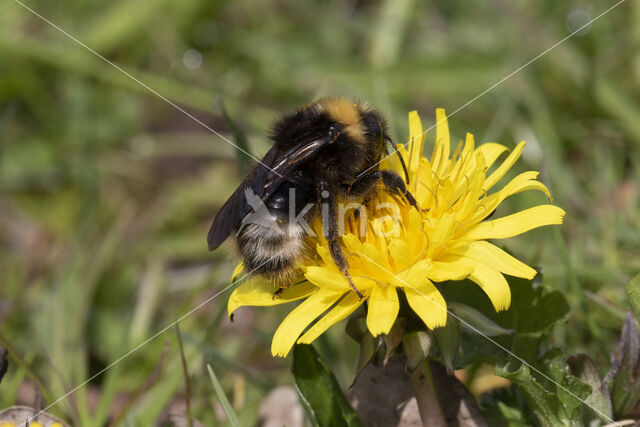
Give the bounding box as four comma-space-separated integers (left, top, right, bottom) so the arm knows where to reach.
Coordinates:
328, 124, 341, 138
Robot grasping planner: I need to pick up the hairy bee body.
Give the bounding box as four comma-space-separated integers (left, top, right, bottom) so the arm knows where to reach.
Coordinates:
237, 218, 306, 283
208, 98, 414, 292
236, 181, 309, 284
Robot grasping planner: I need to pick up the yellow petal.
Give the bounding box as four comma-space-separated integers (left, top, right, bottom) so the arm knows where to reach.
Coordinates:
470, 172, 552, 225
305, 266, 351, 291
391, 259, 432, 289
388, 238, 412, 271
501, 179, 551, 202
426, 212, 457, 257
404, 280, 447, 329
342, 233, 365, 254
454, 154, 486, 220
297, 292, 366, 344
231, 261, 245, 282
408, 111, 425, 180
439, 254, 511, 311
367, 286, 400, 336
483, 141, 526, 191
472, 273, 510, 311
477, 143, 509, 169
454, 133, 476, 179
305, 266, 377, 292
316, 244, 340, 271
406, 208, 428, 256
351, 241, 394, 279
432, 108, 450, 176
463, 205, 566, 240
428, 261, 473, 282
415, 157, 434, 206
497, 171, 551, 201
380, 144, 406, 177
463, 132, 475, 155
458, 241, 537, 279
271, 289, 344, 357
228, 278, 316, 317
371, 215, 402, 239
470, 264, 511, 311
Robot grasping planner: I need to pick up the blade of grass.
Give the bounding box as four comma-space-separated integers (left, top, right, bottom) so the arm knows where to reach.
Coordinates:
194, 338, 270, 390
368, 0, 415, 68
108, 340, 170, 427
176, 324, 193, 427
129, 258, 164, 345
0, 31, 217, 113
42, 350, 82, 427
134, 340, 204, 425
83, 0, 164, 53
217, 98, 253, 175
207, 363, 240, 427
0, 329, 55, 406
595, 79, 640, 143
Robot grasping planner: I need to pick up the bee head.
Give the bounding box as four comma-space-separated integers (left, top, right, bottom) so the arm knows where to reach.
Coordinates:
271, 98, 389, 156
316, 98, 388, 146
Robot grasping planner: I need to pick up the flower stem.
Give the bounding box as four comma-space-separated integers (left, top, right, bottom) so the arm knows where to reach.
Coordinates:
410, 360, 447, 427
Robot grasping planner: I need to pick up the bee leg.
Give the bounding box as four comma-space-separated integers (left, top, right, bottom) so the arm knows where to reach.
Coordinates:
380, 170, 419, 208
346, 171, 381, 201
349, 170, 418, 209
319, 181, 365, 299
329, 240, 363, 299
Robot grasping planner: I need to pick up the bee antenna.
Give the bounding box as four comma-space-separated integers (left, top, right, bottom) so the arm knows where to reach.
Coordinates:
384, 134, 410, 184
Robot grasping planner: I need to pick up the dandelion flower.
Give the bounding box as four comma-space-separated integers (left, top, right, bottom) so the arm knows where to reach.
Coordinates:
228, 109, 565, 357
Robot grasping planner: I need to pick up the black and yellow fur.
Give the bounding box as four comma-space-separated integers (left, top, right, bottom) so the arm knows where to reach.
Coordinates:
208, 98, 416, 297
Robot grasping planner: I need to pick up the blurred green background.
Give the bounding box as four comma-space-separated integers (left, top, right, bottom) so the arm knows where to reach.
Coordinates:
1, 0, 639, 424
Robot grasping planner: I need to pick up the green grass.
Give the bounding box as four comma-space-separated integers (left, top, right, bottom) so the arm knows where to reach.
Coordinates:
1, 0, 639, 424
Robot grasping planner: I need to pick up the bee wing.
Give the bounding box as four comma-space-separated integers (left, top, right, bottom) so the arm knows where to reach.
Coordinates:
207, 146, 279, 250
260, 134, 335, 199
207, 133, 334, 250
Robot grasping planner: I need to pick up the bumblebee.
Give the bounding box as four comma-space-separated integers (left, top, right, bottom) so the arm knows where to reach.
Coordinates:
208, 98, 416, 297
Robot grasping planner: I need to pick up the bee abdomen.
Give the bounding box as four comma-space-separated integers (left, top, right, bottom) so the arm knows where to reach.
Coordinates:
237, 214, 306, 285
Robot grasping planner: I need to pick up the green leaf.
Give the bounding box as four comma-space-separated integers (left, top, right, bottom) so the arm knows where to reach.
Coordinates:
625, 273, 640, 321
206, 364, 240, 427
448, 302, 514, 337
605, 312, 640, 418
433, 313, 460, 375
345, 316, 366, 343
383, 317, 406, 365
345, 309, 382, 387
540, 349, 592, 420
496, 350, 593, 426
402, 330, 433, 373
496, 362, 565, 426
443, 276, 570, 336
567, 355, 612, 421
292, 344, 363, 427
443, 277, 571, 369
502, 277, 571, 335
351, 331, 380, 388
481, 385, 535, 426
